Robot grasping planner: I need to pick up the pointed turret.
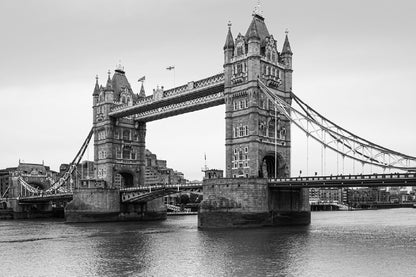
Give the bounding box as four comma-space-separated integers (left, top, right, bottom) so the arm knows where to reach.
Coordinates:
93, 75, 100, 96
139, 83, 146, 97
223, 22, 235, 50
105, 70, 113, 91
282, 32, 293, 55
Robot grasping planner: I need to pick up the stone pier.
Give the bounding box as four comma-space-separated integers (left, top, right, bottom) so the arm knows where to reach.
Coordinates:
198, 178, 310, 228
65, 188, 166, 223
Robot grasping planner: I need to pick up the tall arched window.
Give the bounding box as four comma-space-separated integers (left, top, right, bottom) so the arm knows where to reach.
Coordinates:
123, 148, 130, 159
269, 119, 275, 138
123, 130, 130, 141
237, 46, 243, 56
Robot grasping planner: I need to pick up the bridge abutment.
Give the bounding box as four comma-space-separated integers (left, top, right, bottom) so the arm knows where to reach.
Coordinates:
198, 178, 310, 228
65, 188, 166, 223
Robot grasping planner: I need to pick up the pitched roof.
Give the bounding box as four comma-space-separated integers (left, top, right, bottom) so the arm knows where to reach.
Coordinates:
111, 69, 134, 101
245, 14, 270, 42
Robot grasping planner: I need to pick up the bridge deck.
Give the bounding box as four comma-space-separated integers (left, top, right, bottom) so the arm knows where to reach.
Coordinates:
268, 173, 416, 188
17, 193, 73, 203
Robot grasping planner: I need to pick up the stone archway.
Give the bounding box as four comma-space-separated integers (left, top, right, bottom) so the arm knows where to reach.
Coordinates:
261, 155, 276, 178
120, 172, 134, 188
118, 171, 134, 188
260, 152, 287, 178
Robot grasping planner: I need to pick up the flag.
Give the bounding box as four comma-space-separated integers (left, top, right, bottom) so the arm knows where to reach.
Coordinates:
137, 76, 145, 82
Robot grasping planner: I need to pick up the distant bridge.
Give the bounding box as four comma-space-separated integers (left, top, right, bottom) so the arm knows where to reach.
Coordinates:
8, 172, 416, 204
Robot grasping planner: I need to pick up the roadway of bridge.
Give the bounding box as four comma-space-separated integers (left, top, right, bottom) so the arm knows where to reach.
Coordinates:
268, 173, 416, 188
17, 193, 73, 203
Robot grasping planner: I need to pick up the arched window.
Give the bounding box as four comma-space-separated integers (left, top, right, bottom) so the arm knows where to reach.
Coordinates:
269, 119, 275, 138
116, 147, 121, 159
237, 46, 243, 56
123, 130, 130, 141
237, 63, 243, 74
123, 148, 130, 159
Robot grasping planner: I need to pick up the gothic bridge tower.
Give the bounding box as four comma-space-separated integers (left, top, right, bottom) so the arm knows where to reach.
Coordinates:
224, 12, 293, 179
198, 12, 309, 229
92, 65, 146, 188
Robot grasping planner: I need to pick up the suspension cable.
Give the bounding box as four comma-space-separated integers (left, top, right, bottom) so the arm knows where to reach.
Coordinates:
258, 80, 416, 171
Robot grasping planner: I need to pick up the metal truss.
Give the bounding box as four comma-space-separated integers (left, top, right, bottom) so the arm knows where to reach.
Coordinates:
45, 128, 93, 193
17, 176, 41, 195
258, 80, 416, 172
134, 91, 225, 121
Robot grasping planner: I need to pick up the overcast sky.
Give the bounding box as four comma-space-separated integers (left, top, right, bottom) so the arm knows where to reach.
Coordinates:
0, 0, 415, 180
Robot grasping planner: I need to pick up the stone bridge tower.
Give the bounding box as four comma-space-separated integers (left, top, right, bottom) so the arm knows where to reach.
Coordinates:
92, 66, 146, 188
198, 12, 310, 229
224, 13, 293, 179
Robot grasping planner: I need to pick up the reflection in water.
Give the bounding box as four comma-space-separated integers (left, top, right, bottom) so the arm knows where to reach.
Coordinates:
0, 209, 416, 276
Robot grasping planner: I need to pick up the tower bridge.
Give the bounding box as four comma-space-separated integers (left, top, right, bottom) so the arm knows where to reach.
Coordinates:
2, 10, 416, 226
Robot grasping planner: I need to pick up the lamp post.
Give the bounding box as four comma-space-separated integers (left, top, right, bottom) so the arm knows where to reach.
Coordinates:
274, 98, 277, 179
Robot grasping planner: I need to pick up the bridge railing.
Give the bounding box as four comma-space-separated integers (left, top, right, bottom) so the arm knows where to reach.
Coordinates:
120, 182, 202, 193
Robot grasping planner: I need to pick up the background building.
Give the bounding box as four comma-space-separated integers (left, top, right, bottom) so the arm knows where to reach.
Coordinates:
0, 162, 58, 197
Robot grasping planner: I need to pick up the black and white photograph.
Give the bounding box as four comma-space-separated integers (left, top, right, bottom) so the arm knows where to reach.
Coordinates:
1, 1, 415, 276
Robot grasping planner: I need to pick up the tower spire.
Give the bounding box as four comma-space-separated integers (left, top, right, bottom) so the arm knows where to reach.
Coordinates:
106, 70, 113, 91
139, 82, 146, 97
282, 29, 293, 54
223, 21, 235, 50
93, 75, 100, 96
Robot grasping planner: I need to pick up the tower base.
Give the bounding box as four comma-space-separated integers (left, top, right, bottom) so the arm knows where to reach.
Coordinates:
198, 178, 310, 228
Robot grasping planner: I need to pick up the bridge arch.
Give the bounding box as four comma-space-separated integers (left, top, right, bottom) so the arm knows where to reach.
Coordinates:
116, 168, 135, 188
259, 152, 287, 178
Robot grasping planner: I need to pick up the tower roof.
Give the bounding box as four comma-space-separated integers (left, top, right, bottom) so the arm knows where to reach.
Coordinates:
223, 22, 235, 50
245, 14, 270, 42
111, 68, 134, 101
92, 75, 100, 96
282, 33, 293, 54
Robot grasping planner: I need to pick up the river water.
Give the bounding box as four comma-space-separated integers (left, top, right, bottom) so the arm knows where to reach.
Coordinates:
1, 209, 415, 277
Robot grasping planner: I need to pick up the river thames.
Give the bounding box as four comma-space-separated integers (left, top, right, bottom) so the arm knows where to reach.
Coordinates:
1, 208, 415, 277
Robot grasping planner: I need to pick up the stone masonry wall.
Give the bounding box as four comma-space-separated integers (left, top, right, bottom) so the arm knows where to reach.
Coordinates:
200, 178, 269, 213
